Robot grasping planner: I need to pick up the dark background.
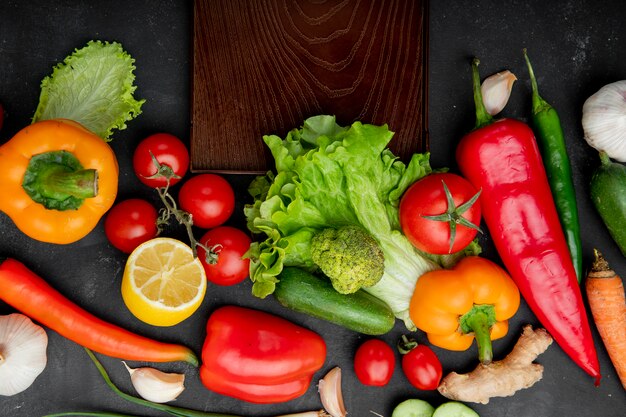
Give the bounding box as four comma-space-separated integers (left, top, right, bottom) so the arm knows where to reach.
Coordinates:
1, 1, 625, 416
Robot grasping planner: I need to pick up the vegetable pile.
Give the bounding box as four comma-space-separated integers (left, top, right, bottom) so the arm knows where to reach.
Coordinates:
1, 32, 625, 417
244, 115, 478, 329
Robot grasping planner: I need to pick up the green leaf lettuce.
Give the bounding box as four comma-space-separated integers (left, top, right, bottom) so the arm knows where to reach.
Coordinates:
245, 115, 443, 329
32, 40, 145, 140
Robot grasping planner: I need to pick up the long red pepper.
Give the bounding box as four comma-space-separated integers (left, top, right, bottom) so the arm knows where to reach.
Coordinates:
455, 59, 600, 383
0, 257, 198, 365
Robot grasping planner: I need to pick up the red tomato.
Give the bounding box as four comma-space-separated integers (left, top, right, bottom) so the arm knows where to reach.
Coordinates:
401, 344, 442, 390
197, 226, 251, 286
399, 172, 481, 254
354, 339, 396, 386
133, 133, 189, 188
104, 199, 158, 254
178, 174, 235, 229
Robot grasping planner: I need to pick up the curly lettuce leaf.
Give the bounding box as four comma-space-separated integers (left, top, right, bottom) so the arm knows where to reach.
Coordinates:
245, 115, 441, 329
32, 40, 145, 140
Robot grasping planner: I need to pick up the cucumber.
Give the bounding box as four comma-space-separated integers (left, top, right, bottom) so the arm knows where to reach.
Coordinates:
432, 402, 480, 417
590, 152, 626, 257
392, 399, 435, 417
273, 267, 396, 335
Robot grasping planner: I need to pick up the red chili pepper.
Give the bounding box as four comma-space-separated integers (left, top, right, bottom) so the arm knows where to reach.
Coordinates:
0, 257, 198, 365
455, 59, 600, 383
200, 305, 327, 403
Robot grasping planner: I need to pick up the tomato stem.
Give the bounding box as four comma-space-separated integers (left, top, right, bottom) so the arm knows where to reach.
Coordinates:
421, 180, 482, 253
154, 176, 217, 263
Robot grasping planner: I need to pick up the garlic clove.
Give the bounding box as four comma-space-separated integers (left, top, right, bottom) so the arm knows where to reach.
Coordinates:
123, 362, 185, 403
0, 313, 48, 396
481, 70, 517, 116
318, 367, 346, 417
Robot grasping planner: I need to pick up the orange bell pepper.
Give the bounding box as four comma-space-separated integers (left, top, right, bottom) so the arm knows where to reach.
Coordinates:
409, 256, 520, 364
0, 119, 118, 244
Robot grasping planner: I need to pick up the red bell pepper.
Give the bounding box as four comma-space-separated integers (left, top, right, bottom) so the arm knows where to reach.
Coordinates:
199, 305, 327, 403
455, 59, 600, 383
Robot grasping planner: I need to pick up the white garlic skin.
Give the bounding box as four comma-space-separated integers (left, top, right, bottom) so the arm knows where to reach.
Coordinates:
0, 313, 48, 396
124, 363, 185, 403
481, 70, 517, 116
582, 80, 626, 162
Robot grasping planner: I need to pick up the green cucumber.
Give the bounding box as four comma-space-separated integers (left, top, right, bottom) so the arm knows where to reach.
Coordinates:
590, 152, 626, 257
392, 399, 435, 417
274, 267, 396, 335
432, 402, 480, 417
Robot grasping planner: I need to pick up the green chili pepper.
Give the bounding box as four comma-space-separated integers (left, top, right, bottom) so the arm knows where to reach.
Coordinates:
523, 49, 583, 283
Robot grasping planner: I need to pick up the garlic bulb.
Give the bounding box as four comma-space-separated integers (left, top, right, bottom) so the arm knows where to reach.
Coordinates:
481, 70, 517, 116
124, 362, 185, 403
0, 313, 48, 396
318, 367, 346, 417
582, 80, 626, 162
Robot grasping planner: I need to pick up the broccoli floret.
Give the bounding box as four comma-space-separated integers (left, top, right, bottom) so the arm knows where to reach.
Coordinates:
310, 225, 385, 294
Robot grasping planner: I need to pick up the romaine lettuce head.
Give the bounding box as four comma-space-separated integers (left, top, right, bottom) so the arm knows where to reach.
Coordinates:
245, 115, 440, 329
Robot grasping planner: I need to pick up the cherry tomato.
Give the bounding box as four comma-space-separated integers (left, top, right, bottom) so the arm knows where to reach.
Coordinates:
399, 172, 481, 255
197, 226, 251, 286
401, 344, 442, 390
354, 339, 396, 386
104, 199, 158, 254
133, 133, 189, 188
178, 174, 235, 229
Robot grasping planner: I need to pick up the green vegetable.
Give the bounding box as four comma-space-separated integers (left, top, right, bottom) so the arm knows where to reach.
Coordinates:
245, 115, 442, 329
432, 402, 480, 417
590, 152, 626, 257
391, 399, 435, 417
32, 40, 145, 141
311, 225, 385, 294
523, 49, 582, 282
274, 267, 396, 335
44, 348, 240, 417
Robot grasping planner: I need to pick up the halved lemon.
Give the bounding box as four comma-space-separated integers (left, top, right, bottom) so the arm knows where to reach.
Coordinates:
121, 237, 207, 327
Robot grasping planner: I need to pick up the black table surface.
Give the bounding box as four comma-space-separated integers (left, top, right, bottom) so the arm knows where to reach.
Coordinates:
1, 1, 625, 416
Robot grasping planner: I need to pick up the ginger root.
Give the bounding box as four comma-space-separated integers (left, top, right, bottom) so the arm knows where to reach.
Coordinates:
437, 325, 553, 404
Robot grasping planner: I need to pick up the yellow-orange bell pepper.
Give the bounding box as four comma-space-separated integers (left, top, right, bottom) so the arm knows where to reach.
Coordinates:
0, 119, 118, 244
409, 256, 520, 364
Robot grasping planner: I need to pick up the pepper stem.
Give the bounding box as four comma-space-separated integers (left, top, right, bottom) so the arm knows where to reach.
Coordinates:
598, 151, 612, 167
22, 150, 98, 211
472, 58, 494, 129
459, 304, 496, 364
41, 167, 98, 199
523, 48, 551, 114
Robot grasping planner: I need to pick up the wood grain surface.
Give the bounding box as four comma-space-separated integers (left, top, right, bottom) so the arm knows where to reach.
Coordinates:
191, 0, 428, 173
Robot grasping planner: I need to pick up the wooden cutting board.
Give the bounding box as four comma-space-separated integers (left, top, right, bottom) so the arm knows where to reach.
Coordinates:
191, 0, 429, 173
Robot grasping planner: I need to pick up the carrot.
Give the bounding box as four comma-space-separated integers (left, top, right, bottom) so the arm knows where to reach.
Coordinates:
585, 249, 626, 389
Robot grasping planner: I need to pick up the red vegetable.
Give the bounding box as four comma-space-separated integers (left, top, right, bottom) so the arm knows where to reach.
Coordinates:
398, 336, 442, 390
178, 174, 235, 229
197, 226, 251, 286
400, 172, 482, 254
354, 339, 396, 386
199, 305, 326, 403
133, 133, 189, 188
455, 58, 600, 383
104, 198, 158, 254
0, 257, 197, 365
